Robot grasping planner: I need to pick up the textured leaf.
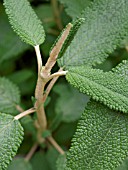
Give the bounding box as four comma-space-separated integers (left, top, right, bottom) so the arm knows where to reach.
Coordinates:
66, 60, 128, 113
0, 4, 29, 64
7, 158, 32, 170
0, 113, 24, 170
54, 84, 89, 122
116, 157, 128, 170
58, 0, 92, 19
56, 154, 66, 170
3, 0, 45, 46
58, 0, 128, 68
0, 77, 20, 114
66, 101, 128, 170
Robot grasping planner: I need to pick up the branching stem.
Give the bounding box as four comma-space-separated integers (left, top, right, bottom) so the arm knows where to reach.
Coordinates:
34, 22, 71, 142
25, 143, 38, 161
35, 76, 47, 130
42, 23, 72, 78
42, 68, 63, 103
47, 136, 65, 155
14, 108, 35, 120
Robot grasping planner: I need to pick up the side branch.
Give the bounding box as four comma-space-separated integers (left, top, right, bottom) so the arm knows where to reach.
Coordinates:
47, 136, 65, 155
14, 107, 35, 120
42, 23, 72, 78
25, 143, 38, 161
42, 68, 63, 103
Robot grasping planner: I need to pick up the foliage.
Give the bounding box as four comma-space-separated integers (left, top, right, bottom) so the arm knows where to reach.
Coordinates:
0, 77, 20, 114
58, 0, 128, 67
0, 114, 24, 170
0, 0, 128, 170
4, 0, 45, 46
66, 60, 128, 113
66, 101, 128, 170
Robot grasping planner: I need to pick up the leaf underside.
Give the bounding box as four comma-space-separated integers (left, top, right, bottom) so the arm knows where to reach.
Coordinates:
58, 0, 128, 68
66, 101, 128, 170
0, 113, 24, 170
0, 77, 20, 114
66, 60, 128, 114
3, 0, 45, 46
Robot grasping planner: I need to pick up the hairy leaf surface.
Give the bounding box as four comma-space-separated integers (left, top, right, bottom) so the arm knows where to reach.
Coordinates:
58, 0, 128, 68
66, 60, 128, 113
116, 157, 128, 170
0, 77, 20, 114
3, 0, 45, 46
56, 154, 66, 170
0, 113, 24, 170
66, 101, 128, 170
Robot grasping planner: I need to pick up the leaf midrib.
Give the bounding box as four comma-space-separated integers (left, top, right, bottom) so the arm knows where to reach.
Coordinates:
62, 1, 124, 67
86, 114, 120, 168
0, 119, 14, 133
69, 72, 128, 111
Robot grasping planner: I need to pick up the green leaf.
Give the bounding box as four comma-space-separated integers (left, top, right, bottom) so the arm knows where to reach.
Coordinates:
56, 154, 66, 170
7, 158, 32, 170
66, 101, 128, 170
0, 77, 20, 114
58, 0, 128, 68
0, 4, 30, 64
66, 60, 128, 113
0, 113, 24, 170
116, 157, 128, 170
46, 147, 59, 170
58, 0, 92, 19
7, 69, 33, 85
3, 0, 45, 46
31, 152, 50, 170
54, 84, 89, 122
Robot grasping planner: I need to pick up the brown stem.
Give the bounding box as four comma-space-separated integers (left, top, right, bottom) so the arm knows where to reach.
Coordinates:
47, 136, 65, 155
51, 0, 63, 30
42, 68, 63, 103
25, 143, 38, 161
14, 108, 35, 120
35, 76, 47, 130
42, 23, 72, 78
